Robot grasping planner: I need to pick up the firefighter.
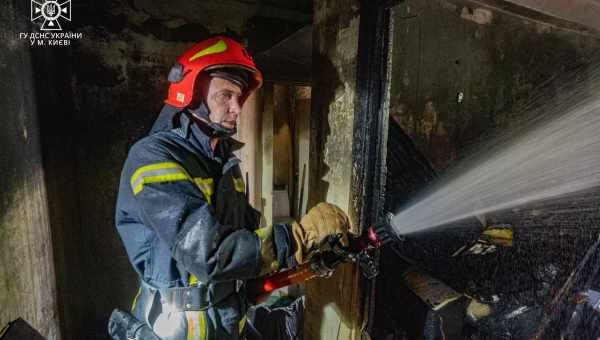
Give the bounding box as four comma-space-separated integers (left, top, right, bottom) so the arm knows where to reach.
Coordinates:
113, 36, 350, 340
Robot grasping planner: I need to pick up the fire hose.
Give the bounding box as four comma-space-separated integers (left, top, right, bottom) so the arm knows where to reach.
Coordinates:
246, 223, 400, 302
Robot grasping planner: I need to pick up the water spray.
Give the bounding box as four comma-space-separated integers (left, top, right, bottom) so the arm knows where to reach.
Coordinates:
392, 63, 600, 236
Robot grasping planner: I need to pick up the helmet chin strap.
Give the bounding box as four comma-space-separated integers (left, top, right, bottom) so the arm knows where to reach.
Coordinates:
187, 102, 237, 139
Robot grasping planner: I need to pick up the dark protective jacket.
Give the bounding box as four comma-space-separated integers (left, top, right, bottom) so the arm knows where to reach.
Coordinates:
115, 104, 293, 339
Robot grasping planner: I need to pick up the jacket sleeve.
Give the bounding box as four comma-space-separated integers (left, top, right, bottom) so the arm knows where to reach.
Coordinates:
125, 140, 266, 282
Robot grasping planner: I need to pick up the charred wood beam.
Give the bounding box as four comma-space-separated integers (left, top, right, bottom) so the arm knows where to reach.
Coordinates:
501, 0, 600, 33
352, 0, 394, 337
352, 1, 391, 232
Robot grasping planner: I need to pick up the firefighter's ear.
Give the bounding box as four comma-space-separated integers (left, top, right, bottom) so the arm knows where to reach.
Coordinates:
189, 72, 212, 110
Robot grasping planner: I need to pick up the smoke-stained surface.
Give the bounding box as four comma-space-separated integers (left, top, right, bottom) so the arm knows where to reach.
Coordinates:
0, 0, 60, 338
375, 0, 600, 338
393, 60, 600, 234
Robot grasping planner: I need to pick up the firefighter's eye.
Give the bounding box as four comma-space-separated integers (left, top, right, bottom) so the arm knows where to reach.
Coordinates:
215, 91, 233, 103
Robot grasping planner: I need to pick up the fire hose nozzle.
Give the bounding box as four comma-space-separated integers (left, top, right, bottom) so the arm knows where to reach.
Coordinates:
246, 222, 404, 300
350, 223, 401, 252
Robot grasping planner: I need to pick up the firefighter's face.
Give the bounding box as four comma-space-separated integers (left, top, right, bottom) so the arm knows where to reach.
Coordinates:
205, 77, 243, 130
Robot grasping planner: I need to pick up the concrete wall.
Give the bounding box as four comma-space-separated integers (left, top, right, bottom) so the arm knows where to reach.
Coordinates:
0, 0, 60, 338
307, 0, 363, 339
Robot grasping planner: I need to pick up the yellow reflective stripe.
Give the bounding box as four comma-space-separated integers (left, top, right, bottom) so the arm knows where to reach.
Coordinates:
239, 315, 246, 334
133, 173, 189, 194
193, 177, 214, 204
130, 287, 142, 312
130, 162, 187, 187
189, 39, 228, 62
233, 177, 245, 193
199, 312, 206, 340
255, 225, 279, 272
130, 162, 192, 194
189, 274, 199, 286
254, 225, 272, 241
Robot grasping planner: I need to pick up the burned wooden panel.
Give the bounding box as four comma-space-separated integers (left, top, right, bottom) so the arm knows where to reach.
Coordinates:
306, 0, 363, 339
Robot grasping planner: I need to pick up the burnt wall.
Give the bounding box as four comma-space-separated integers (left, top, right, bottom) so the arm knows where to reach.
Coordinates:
388, 0, 600, 172
0, 0, 60, 338
376, 0, 600, 338
307, 0, 363, 339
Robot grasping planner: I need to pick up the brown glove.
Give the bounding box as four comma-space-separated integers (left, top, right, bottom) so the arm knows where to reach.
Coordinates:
291, 202, 351, 264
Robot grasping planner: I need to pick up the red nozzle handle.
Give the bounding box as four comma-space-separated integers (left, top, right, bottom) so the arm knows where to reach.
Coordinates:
350, 223, 399, 252
350, 226, 385, 252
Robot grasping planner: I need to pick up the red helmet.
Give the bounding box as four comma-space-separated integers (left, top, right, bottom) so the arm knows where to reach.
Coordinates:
165, 36, 263, 108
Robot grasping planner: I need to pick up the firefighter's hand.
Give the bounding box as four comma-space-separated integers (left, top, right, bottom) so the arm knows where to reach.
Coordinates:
291, 202, 351, 264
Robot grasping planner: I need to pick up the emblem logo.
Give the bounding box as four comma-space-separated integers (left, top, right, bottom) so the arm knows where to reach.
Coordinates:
31, 0, 72, 31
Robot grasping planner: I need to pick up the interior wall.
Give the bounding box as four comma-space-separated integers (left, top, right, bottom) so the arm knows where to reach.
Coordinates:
308, 0, 363, 339
388, 0, 600, 173
236, 91, 263, 211
385, 0, 600, 215
376, 0, 600, 337
260, 82, 311, 224
293, 86, 312, 218
0, 0, 60, 338
34, 46, 84, 340
261, 83, 275, 225
273, 84, 293, 193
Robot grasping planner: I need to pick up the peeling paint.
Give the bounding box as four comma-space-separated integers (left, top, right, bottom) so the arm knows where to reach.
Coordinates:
336, 16, 360, 63
307, 1, 362, 339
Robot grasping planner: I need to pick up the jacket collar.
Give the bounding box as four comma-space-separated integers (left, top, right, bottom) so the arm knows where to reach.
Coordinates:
150, 105, 245, 164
